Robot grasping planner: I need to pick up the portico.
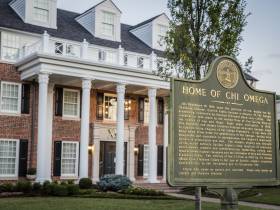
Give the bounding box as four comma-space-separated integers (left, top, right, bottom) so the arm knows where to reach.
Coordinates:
16, 53, 169, 183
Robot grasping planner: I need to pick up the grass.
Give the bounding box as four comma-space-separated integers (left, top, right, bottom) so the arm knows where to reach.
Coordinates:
240, 187, 280, 206
0, 197, 267, 210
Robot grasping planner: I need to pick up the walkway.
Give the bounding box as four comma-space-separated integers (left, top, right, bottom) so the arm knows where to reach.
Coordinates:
167, 193, 280, 210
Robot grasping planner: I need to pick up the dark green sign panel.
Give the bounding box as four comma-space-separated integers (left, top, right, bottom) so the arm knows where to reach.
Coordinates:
168, 56, 280, 188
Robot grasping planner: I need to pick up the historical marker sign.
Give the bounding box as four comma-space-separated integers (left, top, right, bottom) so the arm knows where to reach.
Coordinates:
168, 56, 279, 188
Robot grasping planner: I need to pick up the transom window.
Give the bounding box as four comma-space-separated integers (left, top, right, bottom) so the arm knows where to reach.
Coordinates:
61, 142, 79, 177
33, 0, 49, 23
104, 94, 117, 121
63, 89, 80, 118
1, 33, 20, 61
0, 139, 19, 177
0, 82, 21, 114
102, 11, 115, 37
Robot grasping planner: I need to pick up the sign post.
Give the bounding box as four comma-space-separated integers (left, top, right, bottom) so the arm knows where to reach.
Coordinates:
168, 56, 280, 209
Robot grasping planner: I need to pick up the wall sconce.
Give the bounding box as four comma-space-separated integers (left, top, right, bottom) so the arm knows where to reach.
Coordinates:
88, 145, 95, 155
134, 147, 139, 155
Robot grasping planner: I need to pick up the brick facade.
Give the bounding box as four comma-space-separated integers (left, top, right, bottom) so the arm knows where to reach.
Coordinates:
0, 63, 164, 181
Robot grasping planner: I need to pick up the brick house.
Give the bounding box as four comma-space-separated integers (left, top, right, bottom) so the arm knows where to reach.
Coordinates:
0, 0, 258, 183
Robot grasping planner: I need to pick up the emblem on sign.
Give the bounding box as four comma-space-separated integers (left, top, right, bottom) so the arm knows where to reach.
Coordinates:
217, 59, 239, 89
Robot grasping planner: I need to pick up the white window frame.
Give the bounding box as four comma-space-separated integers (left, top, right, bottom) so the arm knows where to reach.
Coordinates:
144, 98, 149, 124
143, 144, 149, 178
0, 81, 21, 114
62, 88, 80, 119
101, 11, 115, 38
33, 0, 50, 23
158, 24, 168, 44
61, 141, 79, 178
1, 32, 20, 61
103, 93, 117, 121
0, 139, 19, 179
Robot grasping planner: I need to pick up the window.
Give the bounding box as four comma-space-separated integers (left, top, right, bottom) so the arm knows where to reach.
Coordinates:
102, 11, 115, 37
158, 24, 168, 44
0, 82, 21, 114
124, 98, 131, 120
1, 33, 20, 61
33, 0, 49, 23
143, 145, 149, 177
104, 94, 117, 121
0, 139, 19, 177
144, 98, 149, 124
137, 57, 144, 69
61, 142, 79, 177
124, 54, 128, 66
55, 42, 63, 55
63, 89, 80, 118
98, 50, 106, 61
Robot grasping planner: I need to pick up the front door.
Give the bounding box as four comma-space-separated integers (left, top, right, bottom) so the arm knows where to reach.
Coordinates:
99, 141, 127, 177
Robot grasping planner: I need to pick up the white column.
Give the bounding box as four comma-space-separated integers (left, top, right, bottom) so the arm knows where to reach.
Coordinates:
45, 83, 54, 181
128, 126, 136, 181
81, 39, 89, 59
36, 73, 50, 183
79, 79, 92, 178
148, 87, 158, 183
92, 138, 100, 183
42, 31, 50, 53
116, 83, 125, 175
118, 45, 124, 65
163, 97, 169, 181
150, 51, 157, 70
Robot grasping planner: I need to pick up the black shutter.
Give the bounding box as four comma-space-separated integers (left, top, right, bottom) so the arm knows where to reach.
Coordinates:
138, 98, 144, 123
137, 144, 144, 176
96, 92, 104, 120
55, 87, 63, 116
21, 84, 30, 114
157, 145, 164, 176
18, 140, 28, 177
53, 141, 62, 176
157, 98, 164, 124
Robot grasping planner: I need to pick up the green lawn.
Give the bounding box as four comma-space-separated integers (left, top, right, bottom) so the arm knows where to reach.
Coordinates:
0, 197, 267, 210
241, 187, 280, 206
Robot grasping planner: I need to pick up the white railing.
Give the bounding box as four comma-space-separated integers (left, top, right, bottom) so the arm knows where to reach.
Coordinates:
18, 31, 159, 72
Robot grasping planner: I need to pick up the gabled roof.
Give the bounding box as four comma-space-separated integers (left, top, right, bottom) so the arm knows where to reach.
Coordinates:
130, 13, 168, 30
78, 0, 122, 16
0, 0, 164, 56
244, 72, 259, 82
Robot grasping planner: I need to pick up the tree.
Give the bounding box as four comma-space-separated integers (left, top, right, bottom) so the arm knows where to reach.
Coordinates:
243, 56, 253, 74
160, 0, 250, 80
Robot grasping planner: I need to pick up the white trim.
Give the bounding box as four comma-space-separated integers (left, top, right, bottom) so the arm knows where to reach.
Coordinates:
62, 88, 80, 119
0, 139, 19, 179
61, 141, 79, 178
0, 81, 22, 115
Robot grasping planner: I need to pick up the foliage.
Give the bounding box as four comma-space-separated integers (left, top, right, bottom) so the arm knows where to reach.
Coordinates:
42, 181, 52, 195
97, 175, 132, 192
0, 183, 15, 192
243, 56, 253, 73
121, 187, 164, 196
15, 181, 32, 193
79, 178, 92, 189
51, 184, 68, 196
161, 0, 250, 79
32, 182, 42, 193
67, 184, 79, 195
27, 168, 36, 175
276, 95, 280, 100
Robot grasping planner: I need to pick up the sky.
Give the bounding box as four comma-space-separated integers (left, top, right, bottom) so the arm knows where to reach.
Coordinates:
57, 0, 280, 94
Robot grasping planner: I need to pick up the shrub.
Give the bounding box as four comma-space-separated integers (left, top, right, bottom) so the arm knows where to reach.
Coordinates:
121, 187, 164, 196
67, 180, 75, 185
67, 184, 79, 195
52, 184, 68, 196
27, 168, 36, 175
1, 183, 15, 192
32, 182, 42, 193
42, 181, 52, 195
16, 181, 32, 193
97, 175, 132, 192
79, 178, 92, 189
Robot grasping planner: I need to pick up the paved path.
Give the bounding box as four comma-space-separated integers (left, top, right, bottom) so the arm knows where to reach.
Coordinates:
167, 193, 280, 210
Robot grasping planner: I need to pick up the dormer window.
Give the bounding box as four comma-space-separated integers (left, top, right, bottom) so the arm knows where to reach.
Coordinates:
102, 11, 115, 38
33, 0, 49, 23
158, 24, 168, 45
